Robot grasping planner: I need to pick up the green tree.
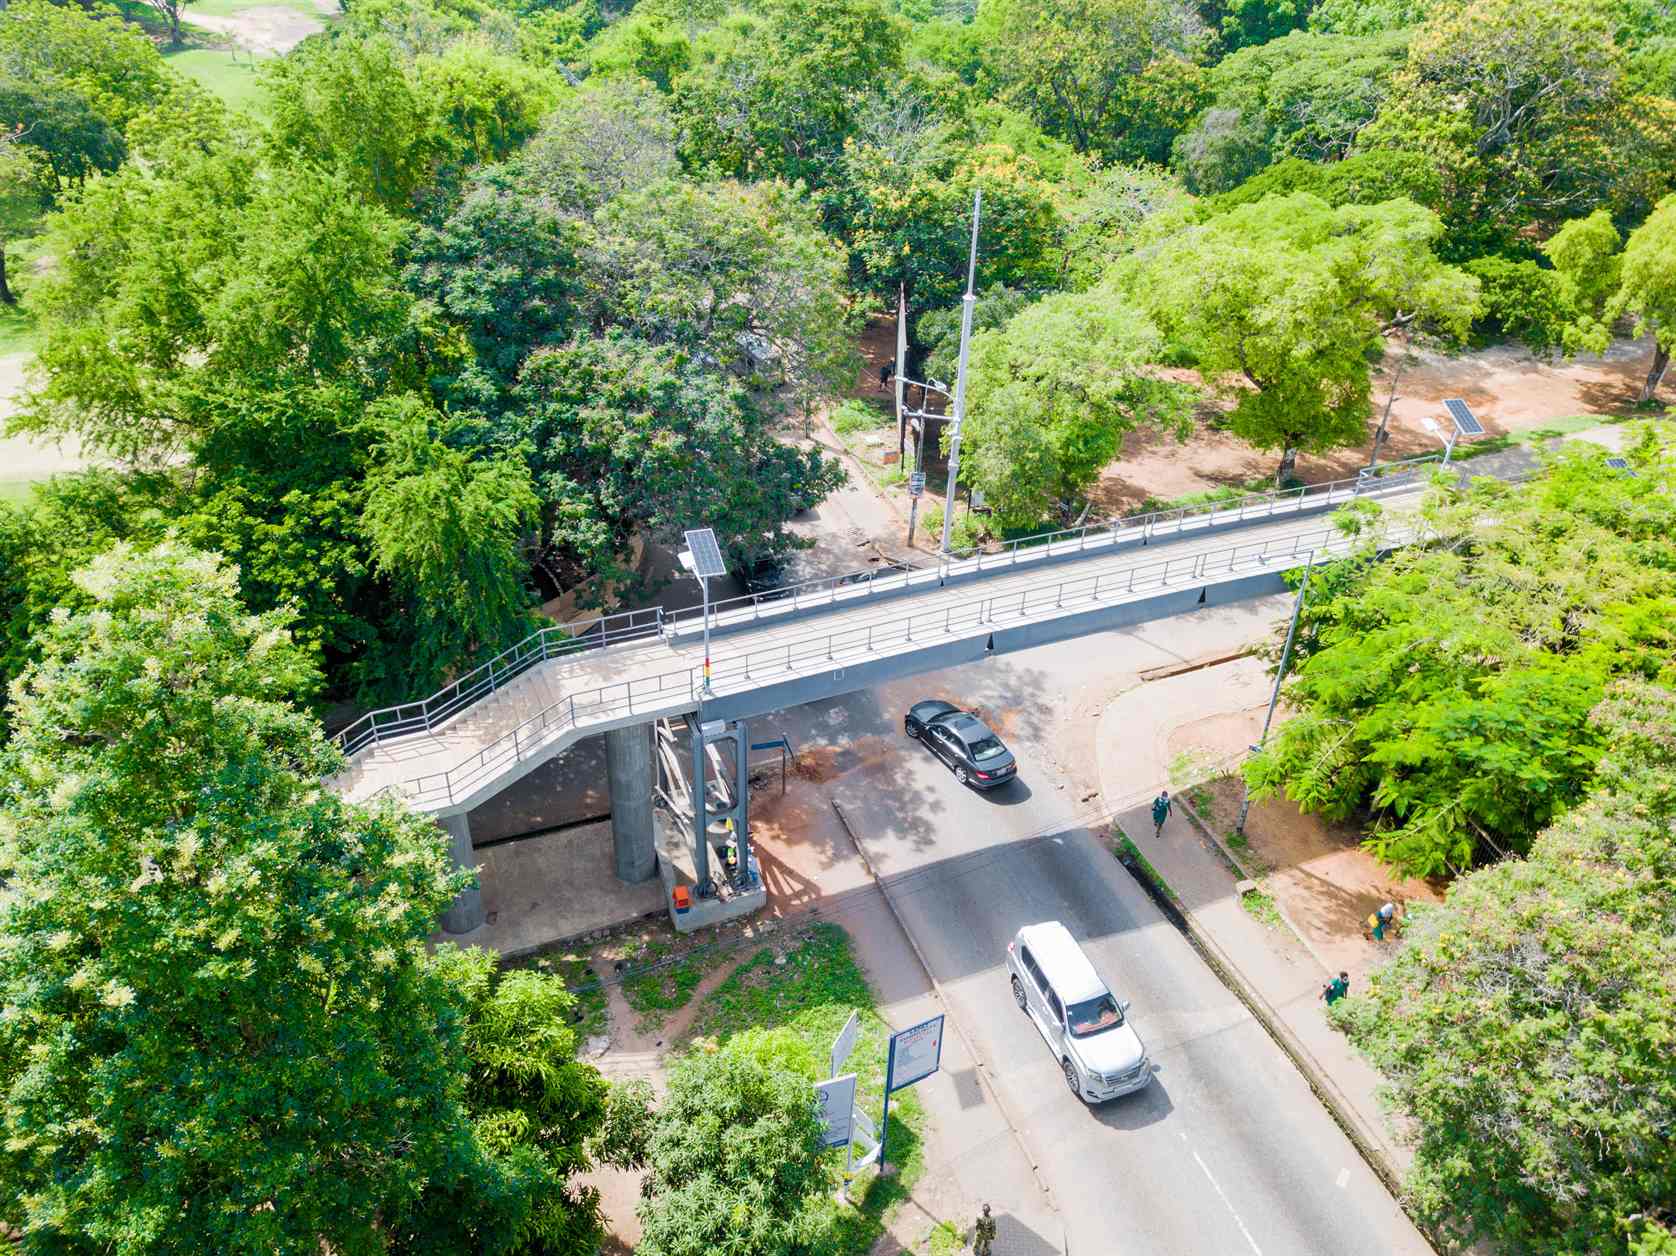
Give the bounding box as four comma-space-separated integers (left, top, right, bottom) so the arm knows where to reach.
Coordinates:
1609, 193, 1676, 403
396, 947, 614, 1255
636, 1031, 828, 1256
506, 335, 844, 589
0, 1, 176, 137
265, 33, 441, 212
0, 125, 47, 305
843, 138, 1063, 333
1172, 29, 1411, 193
957, 286, 1194, 526
360, 396, 540, 694
18, 144, 407, 465
980, 0, 1208, 162
1134, 193, 1477, 482
1337, 679, 1676, 1253
1245, 436, 1676, 875
584, 177, 859, 409
518, 76, 679, 219
414, 41, 559, 169
1357, 0, 1658, 249
0, 542, 474, 1252
669, 0, 905, 188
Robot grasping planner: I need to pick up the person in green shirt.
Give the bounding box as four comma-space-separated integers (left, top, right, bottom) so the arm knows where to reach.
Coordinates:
1322, 972, 1350, 1005
1152, 790, 1172, 838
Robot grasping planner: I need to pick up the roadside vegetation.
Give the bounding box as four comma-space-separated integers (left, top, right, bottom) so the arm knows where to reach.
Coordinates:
1, 0, 1674, 1248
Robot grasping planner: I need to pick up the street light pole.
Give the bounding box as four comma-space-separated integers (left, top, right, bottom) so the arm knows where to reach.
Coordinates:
939, 189, 982, 557
1236, 551, 1314, 834
700, 574, 713, 696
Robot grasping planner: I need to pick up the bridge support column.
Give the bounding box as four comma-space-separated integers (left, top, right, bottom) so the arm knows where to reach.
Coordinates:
607, 723, 657, 883
438, 812, 485, 934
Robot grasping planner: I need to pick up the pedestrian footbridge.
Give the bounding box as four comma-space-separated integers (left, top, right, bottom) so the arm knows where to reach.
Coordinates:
330, 468, 1432, 820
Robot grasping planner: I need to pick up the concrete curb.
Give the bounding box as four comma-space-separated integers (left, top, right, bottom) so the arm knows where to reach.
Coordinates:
1110, 814, 1425, 1247
829, 799, 1069, 1256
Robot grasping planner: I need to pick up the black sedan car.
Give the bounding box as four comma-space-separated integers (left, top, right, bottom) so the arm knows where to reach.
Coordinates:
904, 700, 1018, 789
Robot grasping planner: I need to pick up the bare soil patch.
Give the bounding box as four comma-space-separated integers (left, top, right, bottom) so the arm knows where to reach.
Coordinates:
1190, 775, 1441, 988
188, 6, 324, 53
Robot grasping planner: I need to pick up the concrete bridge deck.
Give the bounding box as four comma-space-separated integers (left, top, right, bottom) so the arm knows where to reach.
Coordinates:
333, 475, 1430, 817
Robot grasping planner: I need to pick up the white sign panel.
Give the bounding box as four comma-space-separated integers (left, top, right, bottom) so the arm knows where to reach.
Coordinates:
887, 1014, 944, 1092
814, 1073, 858, 1149
830, 1010, 859, 1080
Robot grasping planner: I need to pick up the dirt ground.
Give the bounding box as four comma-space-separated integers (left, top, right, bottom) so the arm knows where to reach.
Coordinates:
1090, 333, 1661, 512
1188, 774, 1442, 993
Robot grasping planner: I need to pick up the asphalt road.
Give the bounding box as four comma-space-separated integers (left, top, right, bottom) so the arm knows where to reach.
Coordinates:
765, 625, 1431, 1256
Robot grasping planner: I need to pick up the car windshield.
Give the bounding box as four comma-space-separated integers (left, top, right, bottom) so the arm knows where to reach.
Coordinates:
1065, 993, 1123, 1037
967, 736, 1007, 761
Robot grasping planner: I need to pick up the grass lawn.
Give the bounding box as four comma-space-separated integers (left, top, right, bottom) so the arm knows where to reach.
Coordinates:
619, 936, 708, 1030
0, 303, 36, 358
680, 923, 928, 1255
165, 49, 271, 112
190, 0, 323, 16
1453, 414, 1614, 461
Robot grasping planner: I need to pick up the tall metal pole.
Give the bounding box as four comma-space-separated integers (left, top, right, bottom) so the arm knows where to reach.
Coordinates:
1236, 552, 1314, 834
700, 575, 713, 695
939, 189, 981, 557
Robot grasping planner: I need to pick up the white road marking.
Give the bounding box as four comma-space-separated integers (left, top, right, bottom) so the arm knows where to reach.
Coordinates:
1336, 1167, 1350, 1189
1194, 1149, 1264, 1256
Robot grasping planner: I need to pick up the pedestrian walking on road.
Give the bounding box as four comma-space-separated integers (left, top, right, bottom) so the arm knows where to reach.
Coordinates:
973, 1204, 997, 1256
1152, 790, 1172, 838
1321, 972, 1349, 1005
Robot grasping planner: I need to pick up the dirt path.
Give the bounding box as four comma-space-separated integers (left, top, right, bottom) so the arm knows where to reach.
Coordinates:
187, 5, 325, 53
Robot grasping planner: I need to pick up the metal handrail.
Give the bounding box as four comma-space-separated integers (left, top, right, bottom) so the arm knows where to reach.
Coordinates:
665, 462, 1435, 629
360, 519, 1388, 809
333, 606, 666, 756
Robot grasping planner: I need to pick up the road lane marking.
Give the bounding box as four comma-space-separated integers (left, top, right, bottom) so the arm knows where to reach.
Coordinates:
1193, 1149, 1264, 1256
1336, 1167, 1350, 1189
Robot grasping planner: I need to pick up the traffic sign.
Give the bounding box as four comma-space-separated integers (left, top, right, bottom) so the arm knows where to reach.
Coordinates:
814, 1073, 858, 1149
908, 472, 927, 498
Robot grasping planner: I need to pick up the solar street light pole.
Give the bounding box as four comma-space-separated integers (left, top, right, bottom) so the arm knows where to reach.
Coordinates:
1237, 551, 1315, 835
939, 189, 982, 558
700, 575, 713, 695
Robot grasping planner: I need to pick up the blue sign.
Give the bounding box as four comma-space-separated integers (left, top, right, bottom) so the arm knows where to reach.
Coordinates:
886, 1014, 944, 1092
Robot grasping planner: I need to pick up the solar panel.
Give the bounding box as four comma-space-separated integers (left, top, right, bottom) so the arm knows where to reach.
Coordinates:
1443, 399, 1484, 436
682, 528, 727, 579
1605, 457, 1629, 469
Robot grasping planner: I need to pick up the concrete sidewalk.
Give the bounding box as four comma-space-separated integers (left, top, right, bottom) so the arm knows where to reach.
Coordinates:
1113, 801, 1413, 1183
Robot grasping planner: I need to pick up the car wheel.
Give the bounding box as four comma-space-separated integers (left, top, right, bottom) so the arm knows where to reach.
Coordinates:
955, 766, 969, 786
1063, 1058, 1081, 1097
1011, 976, 1027, 1011
905, 720, 920, 740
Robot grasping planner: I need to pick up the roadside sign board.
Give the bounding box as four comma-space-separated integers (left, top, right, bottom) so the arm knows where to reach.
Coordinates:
830, 1010, 859, 1079
814, 1073, 858, 1149
908, 472, 927, 498
887, 1014, 944, 1092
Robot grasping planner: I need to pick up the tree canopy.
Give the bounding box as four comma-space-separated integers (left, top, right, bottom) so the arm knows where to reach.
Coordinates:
1129, 192, 1478, 481
1246, 431, 1676, 876
1337, 677, 1676, 1253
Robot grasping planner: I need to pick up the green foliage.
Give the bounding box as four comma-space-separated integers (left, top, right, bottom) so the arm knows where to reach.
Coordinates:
584, 176, 860, 408
1307, 0, 1429, 33
669, 0, 906, 189
1462, 255, 1577, 354
1246, 435, 1676, 875
0, 1, 178, 142
981, 0, 1210, 163
1338, 679, 1676, 1253
1133, 193, 1477, 481
832, 398, 891, 434
843, 138, 1062, 327
398, 946, 612, 1254
637, 1032, 828, 1256
1173, 29, 1410, 193
507, 334, 845, 583
360, 396, 540, 692
0, 543, 474, 1252
1057, 163, 1191, 287
1357, 0, 1662, 250
916, 283, 1037, 380
958, 284, 1195, 526
1205, 149, 1443, 216
1609, 193, 1676, 401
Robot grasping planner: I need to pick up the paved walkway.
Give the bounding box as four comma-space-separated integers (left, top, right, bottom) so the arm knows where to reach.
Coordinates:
336, 485, 1428, 813
1096, 667, 1416, 1178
